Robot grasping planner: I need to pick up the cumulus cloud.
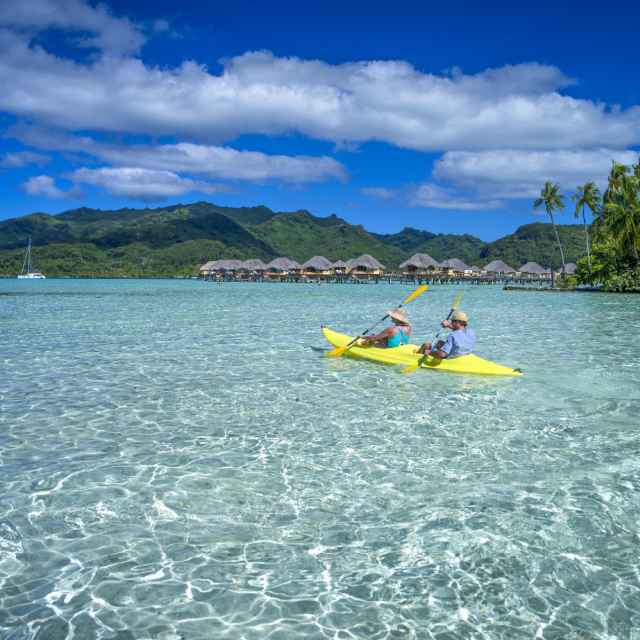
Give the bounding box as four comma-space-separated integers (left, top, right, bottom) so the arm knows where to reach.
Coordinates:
20, 174, 82, 199
1, 150, 51, 167
67, 167, 238, 202
0, 0, 145, 54
433, 148, 640, 199
361, 184, 506, 211
0, 30, 638, 150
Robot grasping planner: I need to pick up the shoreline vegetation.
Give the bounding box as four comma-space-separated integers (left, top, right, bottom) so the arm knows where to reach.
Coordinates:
535, 157, 640, 292
0, 202, 588, 280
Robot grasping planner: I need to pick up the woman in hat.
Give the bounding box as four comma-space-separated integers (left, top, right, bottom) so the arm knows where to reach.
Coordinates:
358, 308, 411, 349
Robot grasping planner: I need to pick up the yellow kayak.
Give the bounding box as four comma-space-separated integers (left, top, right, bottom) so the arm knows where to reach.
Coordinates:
322, 327, 522, 376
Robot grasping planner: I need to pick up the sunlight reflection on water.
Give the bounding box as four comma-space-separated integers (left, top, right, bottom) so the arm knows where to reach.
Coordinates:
1, 279, 639, 639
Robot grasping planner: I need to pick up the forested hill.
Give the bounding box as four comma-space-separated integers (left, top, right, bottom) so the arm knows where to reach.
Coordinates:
0, 201, 587, 277
0, 202, 277, 251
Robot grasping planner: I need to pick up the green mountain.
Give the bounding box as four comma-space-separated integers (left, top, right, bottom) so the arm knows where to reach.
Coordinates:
0, 202, 277, 251
0, 201, 589, 277
479, 223, 586, 269
372, 227, 486, 264
249, 211, 407, 266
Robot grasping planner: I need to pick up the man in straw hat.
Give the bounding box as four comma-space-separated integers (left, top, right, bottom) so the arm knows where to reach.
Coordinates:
414, 311, 475, 359
358, 308, 411, 349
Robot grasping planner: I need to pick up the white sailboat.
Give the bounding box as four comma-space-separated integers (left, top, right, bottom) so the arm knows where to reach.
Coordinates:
17, 238, 45, 279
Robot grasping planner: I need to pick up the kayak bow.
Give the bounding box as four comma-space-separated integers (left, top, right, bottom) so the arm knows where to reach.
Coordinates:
322, 327, 522, 376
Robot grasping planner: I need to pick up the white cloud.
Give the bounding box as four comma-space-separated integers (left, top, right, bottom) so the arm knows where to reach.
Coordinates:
359, 187, 397, 200
1, 150, 51, 167
89, 142, 347, 183
0, 0, 145, 54
67, 167, 237, 202
361, 183, 506, 211
0, 28, 638, 151
8, 128, 347, 183
432, 148, 640, 199
20, 174, 82, 199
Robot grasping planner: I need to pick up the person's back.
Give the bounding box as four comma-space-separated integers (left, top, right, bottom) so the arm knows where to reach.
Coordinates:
442, 326, 475, 359
386, 325, 410, 348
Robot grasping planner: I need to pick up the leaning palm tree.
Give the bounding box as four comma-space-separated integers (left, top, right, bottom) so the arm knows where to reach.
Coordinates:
571, 181, 601, 277
534, 181, 567, 279
602, 175, 640, 262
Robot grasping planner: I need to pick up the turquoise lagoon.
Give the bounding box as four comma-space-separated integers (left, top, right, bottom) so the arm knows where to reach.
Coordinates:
1, 279, 639, 639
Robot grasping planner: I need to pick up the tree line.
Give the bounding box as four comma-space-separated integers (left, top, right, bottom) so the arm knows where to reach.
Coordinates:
534, 158, 640, 291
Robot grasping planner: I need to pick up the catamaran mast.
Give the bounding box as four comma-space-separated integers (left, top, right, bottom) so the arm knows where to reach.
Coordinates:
21, 238, 31, 275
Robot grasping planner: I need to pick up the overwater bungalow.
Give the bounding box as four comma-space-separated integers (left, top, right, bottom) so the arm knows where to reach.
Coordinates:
439, 258, 471, 276
399, 253, 440, 276
517, 262, 549, 278
470, 265, 482, 275
302, 256, 333, 276
242, 258, 268, 273
483, 260, 515, 275
351, 254, 385, 276
332, 259, 348, 275
266, 257, 296, 276
200, 260, 218, 276
209, 259, 244, 278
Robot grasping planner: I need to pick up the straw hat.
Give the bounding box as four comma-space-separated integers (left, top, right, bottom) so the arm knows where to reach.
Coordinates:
386, 308, 409, 324
451, 311, 468, 323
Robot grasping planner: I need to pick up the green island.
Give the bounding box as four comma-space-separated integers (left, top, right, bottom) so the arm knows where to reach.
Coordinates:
0, 202, 588, 280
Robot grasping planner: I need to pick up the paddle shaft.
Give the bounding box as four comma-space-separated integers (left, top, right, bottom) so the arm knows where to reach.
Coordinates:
417, 290, 465, 366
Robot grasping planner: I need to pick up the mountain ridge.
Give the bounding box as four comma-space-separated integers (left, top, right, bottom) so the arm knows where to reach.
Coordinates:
0, 202, 588, 277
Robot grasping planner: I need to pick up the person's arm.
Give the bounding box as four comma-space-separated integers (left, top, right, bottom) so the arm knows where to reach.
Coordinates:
425, 335, 452, 359
358, 327, 393, 340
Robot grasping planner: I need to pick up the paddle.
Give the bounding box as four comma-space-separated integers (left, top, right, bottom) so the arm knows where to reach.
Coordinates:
400, 289, 465, 373
325, 284, 428, 357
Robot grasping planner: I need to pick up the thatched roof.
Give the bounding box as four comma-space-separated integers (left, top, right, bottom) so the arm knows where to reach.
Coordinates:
519, 261, 547, 274
439, 258, 470, 271
200, 260, 217, 271
470, 265, 482, 273
352, 254, 386, 270
399, 253, 439, 269
288, 260, 302, 270
564, 263, 576, 274
216, 259, 244, 271
266, 257, 296, 270
241, 259, 268, 271
332, 260, 347, 267
483, 259, 515, 273
345, 258, 357, 267
302, 256, 333, 270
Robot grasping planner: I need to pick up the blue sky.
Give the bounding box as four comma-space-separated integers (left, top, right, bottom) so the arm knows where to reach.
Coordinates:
0, 0, 638, 240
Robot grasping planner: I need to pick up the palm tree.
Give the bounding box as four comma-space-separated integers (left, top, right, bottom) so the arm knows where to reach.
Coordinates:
571, 181, 601, 277
534, 181, 567, 279
603, 161, 629, 206
602, 175, 640, 262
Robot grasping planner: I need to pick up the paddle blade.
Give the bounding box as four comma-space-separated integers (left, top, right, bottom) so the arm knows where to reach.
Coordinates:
325, 346, 347, 357
452, 288, 466, 310
400, 364, 421, 374
403, 284, 428, 305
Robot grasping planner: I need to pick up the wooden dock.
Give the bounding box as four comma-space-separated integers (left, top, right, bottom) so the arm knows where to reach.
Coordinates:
202, 273, 556, 286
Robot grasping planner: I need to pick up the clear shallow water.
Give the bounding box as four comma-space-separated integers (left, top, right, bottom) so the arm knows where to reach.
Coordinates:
1, 279, 639, 640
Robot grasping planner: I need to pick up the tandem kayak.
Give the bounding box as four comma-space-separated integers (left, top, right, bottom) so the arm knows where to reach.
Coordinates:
322, 327, 522, 376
